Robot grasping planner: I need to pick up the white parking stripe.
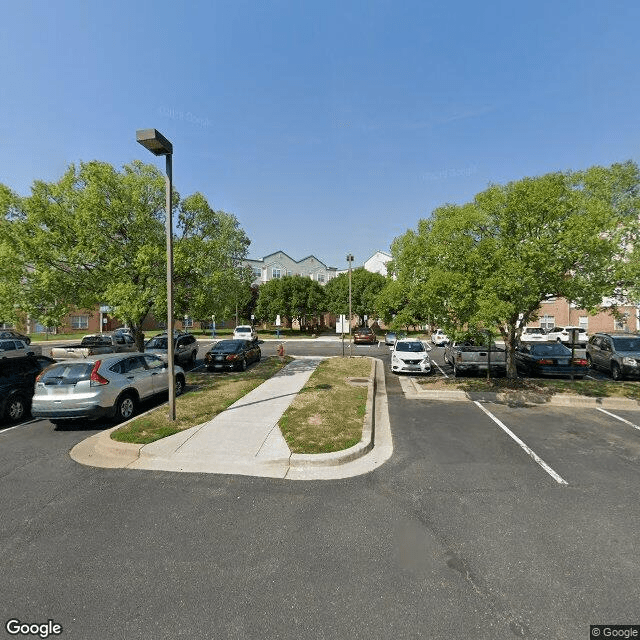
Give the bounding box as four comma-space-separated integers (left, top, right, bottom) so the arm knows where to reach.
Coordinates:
473, 401, 568, 485
596, 408, 640, 432
433, 360, 449, 378
0, 418, 39, 435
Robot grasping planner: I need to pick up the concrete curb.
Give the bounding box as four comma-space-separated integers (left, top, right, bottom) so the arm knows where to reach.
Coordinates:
288, 358, 376, 469
402, 376, 640, 409
70, 356, 384, 477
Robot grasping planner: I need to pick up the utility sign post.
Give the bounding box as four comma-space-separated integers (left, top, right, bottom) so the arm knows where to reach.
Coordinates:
276, 314, 281, 338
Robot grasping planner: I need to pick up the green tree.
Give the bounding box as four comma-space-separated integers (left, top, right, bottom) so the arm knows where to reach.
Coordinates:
255, 275, 325, 329
323, 268, 386, 325
10, 161, 251, 349
173, 192, 252, 326
391, 162, 639, 377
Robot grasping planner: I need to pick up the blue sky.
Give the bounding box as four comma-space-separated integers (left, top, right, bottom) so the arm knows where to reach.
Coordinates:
2, 0, 639, 269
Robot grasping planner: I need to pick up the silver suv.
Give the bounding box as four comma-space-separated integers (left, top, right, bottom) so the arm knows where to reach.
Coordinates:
31, 352, 185, 425
586, 333, 640, 380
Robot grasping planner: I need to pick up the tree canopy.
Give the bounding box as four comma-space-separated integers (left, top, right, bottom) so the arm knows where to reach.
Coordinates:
2, 160, 251, 347
255, 275, 325, 329
389, 161, 640, 377
323, 268, 386, 325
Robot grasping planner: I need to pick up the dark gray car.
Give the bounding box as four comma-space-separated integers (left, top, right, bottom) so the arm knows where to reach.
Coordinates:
144, 333, 198, 368
586, 332, 640, 380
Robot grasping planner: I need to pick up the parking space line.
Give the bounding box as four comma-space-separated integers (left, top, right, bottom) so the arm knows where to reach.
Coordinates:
433, 360, 449, 378
0, 419, 39, 435
473, 401, 568, 485
596, 408, 640, 432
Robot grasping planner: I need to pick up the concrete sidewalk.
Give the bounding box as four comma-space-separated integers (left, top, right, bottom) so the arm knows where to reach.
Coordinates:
70, 357, 393, 480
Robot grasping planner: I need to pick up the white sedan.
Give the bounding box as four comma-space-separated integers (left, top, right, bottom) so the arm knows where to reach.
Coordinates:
431, 329, 449, 346
520, 327, 548, 342
391, 339, 432, 374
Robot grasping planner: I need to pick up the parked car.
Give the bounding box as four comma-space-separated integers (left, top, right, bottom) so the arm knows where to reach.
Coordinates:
31, 352, 186, 425
443, 339, 506, 377
515, 342, 588, 378
0, 339, 40, 359
545, 326, 589, 346
390, 338, 432, 374
144, 332, 198, 367
384, 331, 406, 346
431, 329, 449, 346
204, 339, 261, 372
586, 333, 640, 380
50, 332, 136, 360
0, 329, 31, 345
232, 325, 258, 341
520, 327, 548, 342
0, 355, 54, 423
353, 327, 378, 345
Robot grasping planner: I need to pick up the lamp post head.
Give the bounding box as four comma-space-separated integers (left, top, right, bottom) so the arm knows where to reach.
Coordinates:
136, 129, 173, 156
346, 253, 354, 263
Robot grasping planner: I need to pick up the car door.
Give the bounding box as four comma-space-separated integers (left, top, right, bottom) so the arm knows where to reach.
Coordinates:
120, 356, 156, 399
175, 336, 189, 364
142, 354, 169, 394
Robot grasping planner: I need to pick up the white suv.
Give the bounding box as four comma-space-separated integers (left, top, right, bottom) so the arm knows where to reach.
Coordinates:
233, 325, 257, 341
431, 329, 449, 346
546, 326, 589, 346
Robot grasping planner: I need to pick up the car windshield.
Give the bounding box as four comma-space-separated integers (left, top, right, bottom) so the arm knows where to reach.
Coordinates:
146, 337, 168, 349
613, 338, 640, 351
396, 342, 425, 353
213, 340, 243, 353
525, 328, 545, 334
235, 327, 250, 333
530, 343, 570, 355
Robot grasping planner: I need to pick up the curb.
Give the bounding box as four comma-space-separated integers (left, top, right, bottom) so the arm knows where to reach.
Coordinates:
403, 376, 640, 409
288, 358, 376, 469
70, 356, 380, 474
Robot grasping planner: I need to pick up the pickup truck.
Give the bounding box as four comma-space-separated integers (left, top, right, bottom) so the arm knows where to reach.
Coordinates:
50, 333, 137, 360
443, 340, 507, 377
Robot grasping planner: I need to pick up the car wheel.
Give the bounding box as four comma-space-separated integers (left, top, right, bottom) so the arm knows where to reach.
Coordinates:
5, 394, 27, 422
238, 358, 247, 372
453, 363, 458, 378
115, 394, 136, 422
611, 362, 623, 381
175, 375, 185, 396
586, 354, 593, 368
189, 351, 196, 367
256, 351, 261, 363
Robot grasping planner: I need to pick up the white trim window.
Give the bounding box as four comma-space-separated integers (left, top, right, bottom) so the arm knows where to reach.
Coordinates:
70, 315, 89, 330
317, 273, 325, 283
272, 268, 281, 279
540, 315, 555, 331
578, 316, 588, 331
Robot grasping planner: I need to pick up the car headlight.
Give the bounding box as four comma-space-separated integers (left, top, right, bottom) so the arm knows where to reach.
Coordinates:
622, 357, 638, 366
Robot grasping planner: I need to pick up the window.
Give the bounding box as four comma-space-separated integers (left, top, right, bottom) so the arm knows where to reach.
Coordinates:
272, 268, 281, 279
253, 267, 262, 278
317, 273, 325, 283
614, 314, 629, 331
183, 317, 193, 328
540, 315, 555, 331
70, 315, 89, 330
578, 316, 588, 331
286, 270, 292, 277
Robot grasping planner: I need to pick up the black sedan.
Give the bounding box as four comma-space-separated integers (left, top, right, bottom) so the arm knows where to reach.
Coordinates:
0, 329, 31, 345
515, 342, 588, 378
204, 339, 261, 372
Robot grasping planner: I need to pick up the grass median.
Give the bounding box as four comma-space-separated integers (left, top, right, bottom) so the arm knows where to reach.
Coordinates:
415, 374, 640, 400
279, 356, 374, 454
111, 356, 292, 445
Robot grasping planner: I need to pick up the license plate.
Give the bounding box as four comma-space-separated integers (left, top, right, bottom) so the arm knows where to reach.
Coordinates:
559, 359, 569, 365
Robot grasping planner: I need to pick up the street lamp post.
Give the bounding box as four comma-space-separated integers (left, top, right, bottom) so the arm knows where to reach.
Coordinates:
136, 128, 176, 421
347, 254, 354, 357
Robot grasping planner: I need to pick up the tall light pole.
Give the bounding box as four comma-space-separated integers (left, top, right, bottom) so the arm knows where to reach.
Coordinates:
136, 128, 176, 421
347, 254, 354, 357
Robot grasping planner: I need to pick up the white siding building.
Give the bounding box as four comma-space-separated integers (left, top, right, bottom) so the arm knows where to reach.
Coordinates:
244, 251, 338, 286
